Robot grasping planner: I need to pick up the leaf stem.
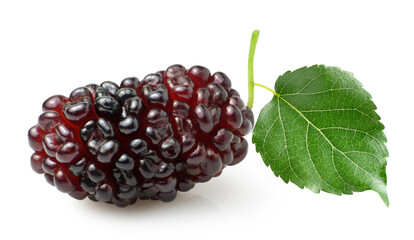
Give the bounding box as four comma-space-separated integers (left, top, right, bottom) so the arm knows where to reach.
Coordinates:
247, 30, 260, 109
254, 83, 280, 98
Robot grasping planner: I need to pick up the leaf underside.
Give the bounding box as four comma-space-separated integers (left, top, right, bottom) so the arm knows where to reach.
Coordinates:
252, 65, 389, 206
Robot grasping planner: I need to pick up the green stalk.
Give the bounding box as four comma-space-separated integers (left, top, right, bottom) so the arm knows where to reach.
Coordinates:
254, 83, 280, 97
247, 30, 260, 109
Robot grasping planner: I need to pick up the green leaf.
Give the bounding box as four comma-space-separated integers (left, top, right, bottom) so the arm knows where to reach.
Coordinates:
252, 65, 389, 206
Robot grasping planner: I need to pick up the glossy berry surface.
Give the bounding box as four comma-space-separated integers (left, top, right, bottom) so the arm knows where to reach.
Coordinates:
28, 65, 254, 207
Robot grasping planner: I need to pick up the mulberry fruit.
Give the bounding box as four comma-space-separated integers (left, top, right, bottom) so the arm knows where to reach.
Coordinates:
28, 65, 254, 207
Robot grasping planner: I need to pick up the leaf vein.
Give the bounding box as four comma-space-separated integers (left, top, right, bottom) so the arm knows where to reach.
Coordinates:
300, 108, 377, 122
305, 123, 338, 192
297, 70, 333, 93
278, 97, 304, 186
278, 67, 307, 95
319, 126, 384, 149
280, 87, 363, 97
279, 96, 379, 189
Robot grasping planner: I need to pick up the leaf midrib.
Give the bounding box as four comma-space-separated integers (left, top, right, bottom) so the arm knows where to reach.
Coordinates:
277, 95, 377, 188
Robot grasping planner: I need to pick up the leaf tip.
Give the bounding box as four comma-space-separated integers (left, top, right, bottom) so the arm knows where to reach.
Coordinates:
379, 191, 389, 207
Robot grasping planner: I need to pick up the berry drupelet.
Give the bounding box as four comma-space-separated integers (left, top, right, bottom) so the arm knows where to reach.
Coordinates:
28, 65, 254, 207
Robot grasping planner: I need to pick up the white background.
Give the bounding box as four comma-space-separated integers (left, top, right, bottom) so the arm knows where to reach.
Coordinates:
0, 0, 413, 239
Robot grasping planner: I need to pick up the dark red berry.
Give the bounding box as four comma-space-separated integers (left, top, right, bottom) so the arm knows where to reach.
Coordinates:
30, 152, 45, 174
187, 66, 211, 86
42, 95, 69, 113
28, 125, 45, 152
54, 168, 76, 193
56, 142, 82, 163
28, 65, 254, 207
